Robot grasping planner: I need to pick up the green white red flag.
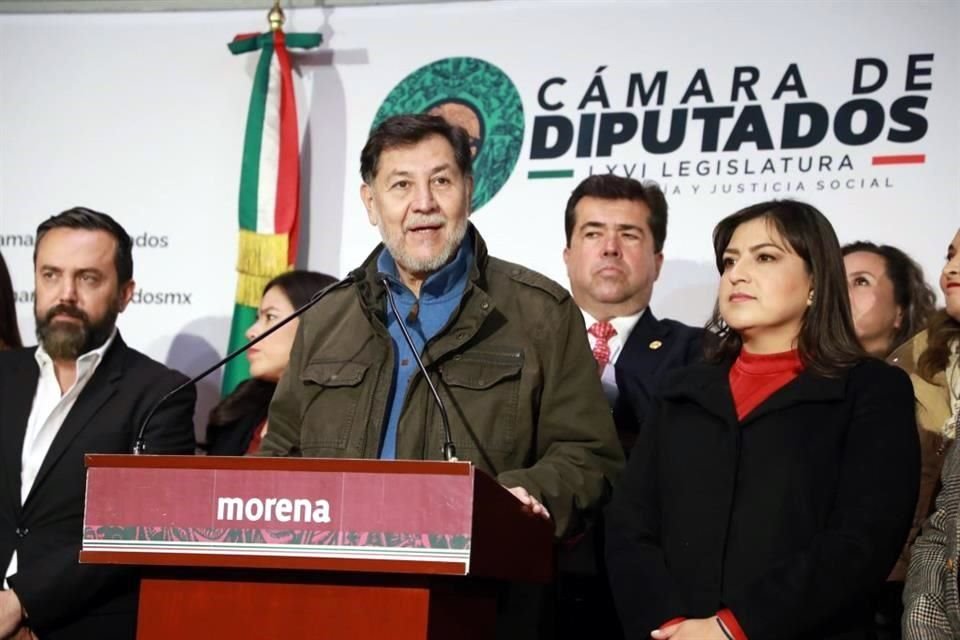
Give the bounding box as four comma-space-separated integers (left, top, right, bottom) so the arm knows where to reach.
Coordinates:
222, 27, 321, 395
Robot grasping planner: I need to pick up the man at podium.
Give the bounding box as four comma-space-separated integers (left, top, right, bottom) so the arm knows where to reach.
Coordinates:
260, 113, 624, 542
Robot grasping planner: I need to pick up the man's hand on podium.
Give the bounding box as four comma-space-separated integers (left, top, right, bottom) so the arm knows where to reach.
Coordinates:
504, 486, 551, 521
7, 625, 36, 640
0, 590, 24, 638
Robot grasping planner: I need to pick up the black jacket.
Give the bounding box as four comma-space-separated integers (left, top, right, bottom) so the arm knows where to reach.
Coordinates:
0, 335, 196, 639
205, 409, 267, 456
554, 311, 702, 640
606, 357, 920, 640
613, 310, 703, 451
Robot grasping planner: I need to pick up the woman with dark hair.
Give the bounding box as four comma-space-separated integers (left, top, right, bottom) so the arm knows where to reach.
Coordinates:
900, 228, 960, 639
842, 241, 937, 358
841, 243, 936, 638
0, 250, 23, 350
606, 200, 920, 640
205, 270, 336, 455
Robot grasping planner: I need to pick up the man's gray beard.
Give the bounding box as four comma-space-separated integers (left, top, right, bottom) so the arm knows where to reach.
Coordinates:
35, 303, 119, 360
380, 216, 469, 277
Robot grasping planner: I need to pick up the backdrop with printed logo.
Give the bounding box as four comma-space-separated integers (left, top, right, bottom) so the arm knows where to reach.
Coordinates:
1, 0, 957, 432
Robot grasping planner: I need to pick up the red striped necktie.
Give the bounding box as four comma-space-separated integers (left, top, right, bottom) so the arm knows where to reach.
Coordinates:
588, 321, 617, 372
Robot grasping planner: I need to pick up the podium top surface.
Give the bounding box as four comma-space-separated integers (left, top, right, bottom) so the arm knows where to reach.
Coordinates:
85, 453, 474, 476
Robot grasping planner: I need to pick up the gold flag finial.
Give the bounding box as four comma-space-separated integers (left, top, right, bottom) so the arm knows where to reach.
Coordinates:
268, 1, 285, 32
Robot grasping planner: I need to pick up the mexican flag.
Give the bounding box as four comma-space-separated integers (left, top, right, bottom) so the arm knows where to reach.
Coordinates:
222, 27, 321, 396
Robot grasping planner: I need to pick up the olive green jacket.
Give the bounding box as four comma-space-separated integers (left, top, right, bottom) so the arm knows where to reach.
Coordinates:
261, 226, 625, 537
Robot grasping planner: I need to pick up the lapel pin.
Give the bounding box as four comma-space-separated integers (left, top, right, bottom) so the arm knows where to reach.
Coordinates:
649, 340, 663, 350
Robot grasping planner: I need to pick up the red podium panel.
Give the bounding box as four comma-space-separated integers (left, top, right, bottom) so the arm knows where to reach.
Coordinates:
81, 455, 553, 639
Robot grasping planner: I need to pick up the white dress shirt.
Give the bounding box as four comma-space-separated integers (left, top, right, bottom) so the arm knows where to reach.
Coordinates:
580, 308, 646, 406
4, 330, 116, 587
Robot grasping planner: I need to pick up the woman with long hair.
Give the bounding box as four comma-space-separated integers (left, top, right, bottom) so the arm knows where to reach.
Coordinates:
842, 241, 937, 358
205, 270, 336, 455
606, 200, 920, 640
0, 250, 23, 350
901, 228, 960, 638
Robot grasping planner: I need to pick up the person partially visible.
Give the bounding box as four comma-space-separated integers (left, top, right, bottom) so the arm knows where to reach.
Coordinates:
204, 270, 335, 456
843, 241, 936, 358
0, 207, 196, 639
558, 174, 702, 639
606, 200, 920, 640
842, 243, 936, 639
0, 250, 23, 350
901, 227, 960, 639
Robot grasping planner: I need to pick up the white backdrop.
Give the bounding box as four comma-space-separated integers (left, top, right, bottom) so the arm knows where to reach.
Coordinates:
1, 0, 958, 427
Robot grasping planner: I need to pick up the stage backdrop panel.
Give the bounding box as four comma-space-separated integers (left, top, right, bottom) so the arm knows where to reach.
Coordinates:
1, 0, 957, 433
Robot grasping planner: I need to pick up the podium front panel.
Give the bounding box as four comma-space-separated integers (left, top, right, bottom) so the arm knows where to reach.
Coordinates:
81, 456, 476, 576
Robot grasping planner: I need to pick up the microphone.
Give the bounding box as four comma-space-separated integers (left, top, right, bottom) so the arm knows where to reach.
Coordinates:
379, 275, 458, 462
132, 275, 351, 454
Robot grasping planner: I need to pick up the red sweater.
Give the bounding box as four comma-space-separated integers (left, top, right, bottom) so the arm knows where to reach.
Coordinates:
729, 348, 803, 421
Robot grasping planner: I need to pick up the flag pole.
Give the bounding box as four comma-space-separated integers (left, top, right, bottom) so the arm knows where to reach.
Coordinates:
268, 0, 284, 32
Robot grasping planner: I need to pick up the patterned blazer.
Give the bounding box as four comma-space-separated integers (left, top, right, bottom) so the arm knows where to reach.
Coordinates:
904, 431, 960, 639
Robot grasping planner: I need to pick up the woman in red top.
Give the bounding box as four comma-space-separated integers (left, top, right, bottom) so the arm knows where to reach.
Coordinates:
605, 200, 920, 640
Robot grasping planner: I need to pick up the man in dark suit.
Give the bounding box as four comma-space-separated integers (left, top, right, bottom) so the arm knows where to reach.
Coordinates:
0, 207, 195, 639
558, 175, 703, 638
563, 174, 703, 451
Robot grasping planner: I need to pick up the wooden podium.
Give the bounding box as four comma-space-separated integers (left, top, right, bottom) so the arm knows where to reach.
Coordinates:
80, 454, 553, 639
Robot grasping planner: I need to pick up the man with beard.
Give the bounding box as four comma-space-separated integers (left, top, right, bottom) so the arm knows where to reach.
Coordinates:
557, 175, 703, 639
260, 114, 623, 635
0, 208, 196, 639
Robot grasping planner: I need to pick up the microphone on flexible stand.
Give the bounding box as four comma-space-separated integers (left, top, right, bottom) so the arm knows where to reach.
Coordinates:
379, 275, 458, 462
132, 275, 351, 454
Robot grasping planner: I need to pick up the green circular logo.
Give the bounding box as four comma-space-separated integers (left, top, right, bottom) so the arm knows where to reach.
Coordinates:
372, 57, 524, 211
